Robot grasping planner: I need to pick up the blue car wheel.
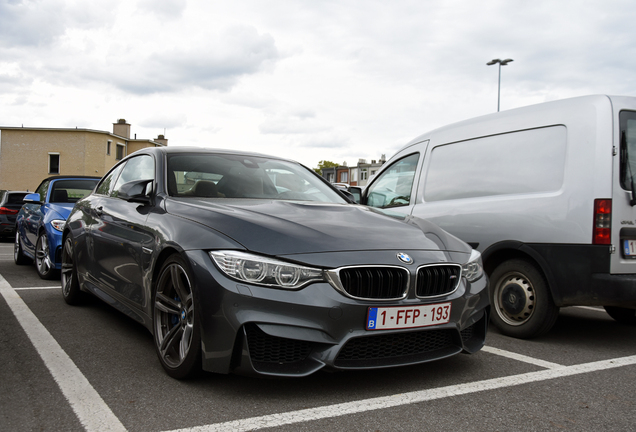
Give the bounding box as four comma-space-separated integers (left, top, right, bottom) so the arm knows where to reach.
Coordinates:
14, 230, 30, 265
35, 232, 57, 280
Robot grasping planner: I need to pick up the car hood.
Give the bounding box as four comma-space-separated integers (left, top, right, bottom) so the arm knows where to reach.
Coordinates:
165, 198, 471, 256
45, 203, 74, 220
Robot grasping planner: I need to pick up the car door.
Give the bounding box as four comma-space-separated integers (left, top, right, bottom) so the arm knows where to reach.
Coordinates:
22, 179, 51, 255
89, 154, 156, 309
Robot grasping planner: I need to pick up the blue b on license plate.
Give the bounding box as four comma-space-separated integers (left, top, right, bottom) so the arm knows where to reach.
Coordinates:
624, 240, 636, 256
366, 302, 451, 330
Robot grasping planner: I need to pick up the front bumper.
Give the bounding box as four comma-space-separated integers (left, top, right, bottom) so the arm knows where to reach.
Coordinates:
186, 249, 490, 377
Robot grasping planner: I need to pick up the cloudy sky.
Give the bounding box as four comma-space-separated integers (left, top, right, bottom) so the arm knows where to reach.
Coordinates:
1, 0, 635, 169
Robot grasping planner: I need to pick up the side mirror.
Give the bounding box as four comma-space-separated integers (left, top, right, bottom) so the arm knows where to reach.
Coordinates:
23, 193, 42, 204
340, 190, 356, 203
118, 179, 153, 204
348, 186, 362, 204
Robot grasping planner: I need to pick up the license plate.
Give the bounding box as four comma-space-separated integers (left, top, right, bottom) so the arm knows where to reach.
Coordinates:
366, 302, 452, 330
624, 239, 636, 257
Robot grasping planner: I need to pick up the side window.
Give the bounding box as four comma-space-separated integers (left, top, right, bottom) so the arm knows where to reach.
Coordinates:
366, 153, 420, 208
96, 163, 125, 196
116, 144, 126, 160
35, 180, 51, 202
620, 111, 636, 190
49, 153, 60, 174
113, 155, 155, 197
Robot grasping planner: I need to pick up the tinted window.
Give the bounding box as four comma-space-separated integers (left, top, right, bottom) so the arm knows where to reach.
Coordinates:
424, 126, 567, 202
96, 163, 125, 196
620, 111, 636, 190
167, 153, 345, 203
7, 192, 27, 204
366, 153, 419, 208
113, 155, 155, 195
35, 180, 51, 202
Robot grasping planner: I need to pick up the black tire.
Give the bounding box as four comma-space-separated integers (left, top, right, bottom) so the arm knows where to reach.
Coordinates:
35, 232, 57, 280
61, 236, 84, 305
152, 254, 201, 379
14, 230, 31, 265
490, 259, 559, 339
604, 306, 636, 325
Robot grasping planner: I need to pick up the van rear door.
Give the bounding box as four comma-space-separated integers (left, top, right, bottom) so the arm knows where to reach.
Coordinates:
611, 107, 636, 274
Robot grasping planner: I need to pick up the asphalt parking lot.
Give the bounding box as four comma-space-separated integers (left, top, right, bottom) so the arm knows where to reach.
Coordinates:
1, 239, 636, 432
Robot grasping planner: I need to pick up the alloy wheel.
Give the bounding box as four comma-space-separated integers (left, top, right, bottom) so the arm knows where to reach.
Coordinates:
154, 262, 195, 369
36, 234, 54, 277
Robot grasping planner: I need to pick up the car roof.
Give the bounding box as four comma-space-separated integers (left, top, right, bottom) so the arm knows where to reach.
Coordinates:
42, 175, 102, 182
131, 146, 299, 164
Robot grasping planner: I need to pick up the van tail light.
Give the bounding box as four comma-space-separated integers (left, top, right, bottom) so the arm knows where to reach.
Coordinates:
0, 206, 19, 215
593, 199, 612, 245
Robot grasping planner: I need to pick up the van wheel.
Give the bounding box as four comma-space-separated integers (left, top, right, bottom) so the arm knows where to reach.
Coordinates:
490, 259, 559, 338
604, 306, 636, 325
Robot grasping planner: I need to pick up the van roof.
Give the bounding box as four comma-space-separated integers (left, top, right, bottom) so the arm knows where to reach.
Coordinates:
397, 94, 630, 155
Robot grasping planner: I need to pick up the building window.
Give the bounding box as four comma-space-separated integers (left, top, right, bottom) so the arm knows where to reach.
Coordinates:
340, 171, 348, 183
116, 144, 125, 160
107, 141, 111, 155
49, 153, 60, 174
360, 169, 368, 181
327, 173, 334, 182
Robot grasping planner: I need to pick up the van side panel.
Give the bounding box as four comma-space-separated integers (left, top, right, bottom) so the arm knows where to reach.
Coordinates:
406, 96, 622, 307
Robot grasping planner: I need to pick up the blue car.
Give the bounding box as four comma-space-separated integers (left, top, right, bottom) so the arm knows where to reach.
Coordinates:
14, 176, 100, 279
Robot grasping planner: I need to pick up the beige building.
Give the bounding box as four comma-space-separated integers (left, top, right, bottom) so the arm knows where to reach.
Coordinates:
0, 119, 167, 191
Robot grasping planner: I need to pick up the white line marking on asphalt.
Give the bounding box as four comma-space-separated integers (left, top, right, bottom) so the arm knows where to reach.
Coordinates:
481, 346, 563, 369
0, 274, 127, 432
165, 354, 636, 432
14, 286, 60, 290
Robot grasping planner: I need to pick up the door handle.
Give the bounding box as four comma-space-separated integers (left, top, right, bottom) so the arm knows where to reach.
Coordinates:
95, 206, 104, 216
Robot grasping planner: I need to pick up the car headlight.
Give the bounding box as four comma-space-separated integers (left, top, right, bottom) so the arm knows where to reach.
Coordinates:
209, 250, 325, 289
50, 219, 66, 232
462, 249, 484, 282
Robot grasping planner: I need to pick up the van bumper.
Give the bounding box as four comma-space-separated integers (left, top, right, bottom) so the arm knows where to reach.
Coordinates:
508, 243, 636, 309
582, 273, 636, 308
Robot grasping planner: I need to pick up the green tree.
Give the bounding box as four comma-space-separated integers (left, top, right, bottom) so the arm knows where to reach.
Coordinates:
314, 160, 338, 174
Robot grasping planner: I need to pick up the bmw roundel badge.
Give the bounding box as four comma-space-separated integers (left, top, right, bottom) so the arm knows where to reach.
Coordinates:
397, 252, 413, 264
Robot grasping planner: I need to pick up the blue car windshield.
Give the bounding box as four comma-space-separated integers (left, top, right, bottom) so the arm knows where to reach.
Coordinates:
50, 179, 99, 203
167, 153, 346, 203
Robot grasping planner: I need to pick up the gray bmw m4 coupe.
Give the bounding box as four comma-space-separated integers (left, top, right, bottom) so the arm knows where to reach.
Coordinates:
62, 146, 489, 379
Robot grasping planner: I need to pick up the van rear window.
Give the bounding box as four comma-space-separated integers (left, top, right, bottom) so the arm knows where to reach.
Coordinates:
424, 126, 567, 202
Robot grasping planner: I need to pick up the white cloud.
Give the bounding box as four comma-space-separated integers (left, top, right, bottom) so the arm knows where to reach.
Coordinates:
2, 0, 636, 169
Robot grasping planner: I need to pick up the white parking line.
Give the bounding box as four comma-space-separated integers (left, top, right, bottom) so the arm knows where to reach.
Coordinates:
0, 275, 126, 432
166, 354, 636, 432
3, 273, 635, 432
481, 346, 563, 369
14, 286, 60, 290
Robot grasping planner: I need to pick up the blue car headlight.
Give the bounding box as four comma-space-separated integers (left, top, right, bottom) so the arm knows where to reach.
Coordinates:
462, 249, 484, 282
209, 250, 325, 289
50, 219, 66, 232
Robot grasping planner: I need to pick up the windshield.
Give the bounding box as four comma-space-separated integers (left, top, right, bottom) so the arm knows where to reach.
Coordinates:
50, 179, 99, 203
167, 153, 346, 203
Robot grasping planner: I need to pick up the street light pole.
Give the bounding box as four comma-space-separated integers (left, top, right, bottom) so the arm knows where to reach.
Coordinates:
487, 58, 513, 112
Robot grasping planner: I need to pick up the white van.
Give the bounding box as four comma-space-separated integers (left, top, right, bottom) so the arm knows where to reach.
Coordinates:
355, 95, 636, 338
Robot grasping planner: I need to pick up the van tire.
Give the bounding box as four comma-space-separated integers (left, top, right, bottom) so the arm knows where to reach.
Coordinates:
490, 259, 559, 338
603, 306, 636, 325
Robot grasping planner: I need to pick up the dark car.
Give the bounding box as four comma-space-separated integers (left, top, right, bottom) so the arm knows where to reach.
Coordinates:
14, 176, 100, 279
0, 190, 29, 239
62, 147, 489, 379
